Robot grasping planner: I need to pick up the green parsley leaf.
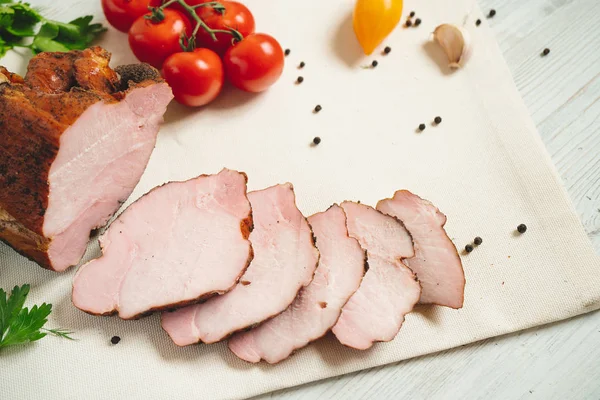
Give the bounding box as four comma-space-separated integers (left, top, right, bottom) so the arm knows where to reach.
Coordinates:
0, 303, 52, 347
0, 35, 11, 58
0, 284, 74, 350
31, 16, 107, 54
68, 16, 106, 48
31, 21, 69, 53
0, 6, 15, 29
0, 2, 105, 58
0, 284, 30, 334
4, 3, 41, 37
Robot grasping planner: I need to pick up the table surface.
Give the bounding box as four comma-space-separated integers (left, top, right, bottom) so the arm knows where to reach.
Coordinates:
7, 0, 599, 399
254, 0, 600, 399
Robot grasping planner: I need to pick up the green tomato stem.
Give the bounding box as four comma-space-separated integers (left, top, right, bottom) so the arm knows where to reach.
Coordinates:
154, 0, 244, 52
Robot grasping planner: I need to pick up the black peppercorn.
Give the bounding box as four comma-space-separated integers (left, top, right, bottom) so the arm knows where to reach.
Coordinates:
414, 18, 422, 26
299, 61, 305, 68
284, 49, 291, 56
371, 60, 378, 67
418, 123, 426, 131
474, 237, 483, 245
517, 224, 527, 233
488, 9, 496, 18
383, 46, 391, 54
434, 116, 442, 124
111, 336, 121, 344
406, 19, 413, 27
313, 137, 321, 145
542, 48, 550, 56
476, 19, 481, 26
296, 76, 304, 84
409, 11, 415, 18
314, 105, 322, 113
465, 244, 474, 253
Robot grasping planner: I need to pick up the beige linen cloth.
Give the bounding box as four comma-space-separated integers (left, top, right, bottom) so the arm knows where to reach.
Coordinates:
1, 0, 599, 399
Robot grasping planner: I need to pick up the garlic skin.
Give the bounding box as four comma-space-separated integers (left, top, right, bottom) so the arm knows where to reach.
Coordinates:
433, 24, 473, 68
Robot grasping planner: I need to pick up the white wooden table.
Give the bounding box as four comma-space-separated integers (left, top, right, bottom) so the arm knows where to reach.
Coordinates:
255, 0, 600, 399
12, 0, 599, 398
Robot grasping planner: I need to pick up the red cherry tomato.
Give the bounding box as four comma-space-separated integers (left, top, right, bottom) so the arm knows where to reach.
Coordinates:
196, 1, 255, 55
128, 9, 192, 69
223, 33, 284, 93
102, 0, 162, 32
162, 48, 224, 107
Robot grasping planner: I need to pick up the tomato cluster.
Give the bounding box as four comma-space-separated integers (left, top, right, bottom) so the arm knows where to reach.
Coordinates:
102, 0, 284, 106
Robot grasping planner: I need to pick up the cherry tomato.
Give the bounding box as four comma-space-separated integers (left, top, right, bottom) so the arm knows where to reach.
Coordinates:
223, 34, 284, 93
196, 1, 255, 55
353, 0, 403, 55
162, 48, 224, 107
128, 9, 192, 69
102, 0, 162, 32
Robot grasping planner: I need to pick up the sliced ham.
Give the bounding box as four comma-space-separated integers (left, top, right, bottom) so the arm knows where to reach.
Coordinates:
0, 47, 173, 271
228, 204, 366, 363
377, 190, 465, 308
72, 169, 253, 319
332, 201, 421, 350
161, 184, 319, 346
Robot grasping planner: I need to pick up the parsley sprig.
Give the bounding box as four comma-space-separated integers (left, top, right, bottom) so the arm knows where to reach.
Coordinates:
0, 284, 74, 350
0, 1, 106, 58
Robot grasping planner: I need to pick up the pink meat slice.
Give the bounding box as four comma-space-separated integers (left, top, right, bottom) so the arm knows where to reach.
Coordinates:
228, 204, 366, 363
377, 190, 465, 308
332, 201, 421, 350
72, 169, 253, 319
45, 82, 172, 271
161, 183, 319, 346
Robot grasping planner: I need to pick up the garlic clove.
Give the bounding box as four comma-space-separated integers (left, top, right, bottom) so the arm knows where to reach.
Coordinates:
433, 24, 472, 68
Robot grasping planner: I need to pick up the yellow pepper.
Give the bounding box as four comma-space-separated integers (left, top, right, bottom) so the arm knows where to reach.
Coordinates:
353, 0, 403, 55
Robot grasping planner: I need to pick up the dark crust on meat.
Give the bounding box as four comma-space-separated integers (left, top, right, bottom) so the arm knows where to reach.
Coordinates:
24, 47, 121, 94
0, 47, 165, 271
377, 190, 465, 309
114, 64, 161, 91
0, 66, 24, 84
0, 236, 52, 270
0, 85, 64, 235
238, 172, 254, 238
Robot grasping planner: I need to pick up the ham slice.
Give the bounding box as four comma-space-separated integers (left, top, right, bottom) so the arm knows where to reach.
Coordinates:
332, 201, 421, 350
0, 47, 173, 271
377, 190, 465, 308
228, 204, 366, 363
161, 184, 319, 345
72, 169, 253, 319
